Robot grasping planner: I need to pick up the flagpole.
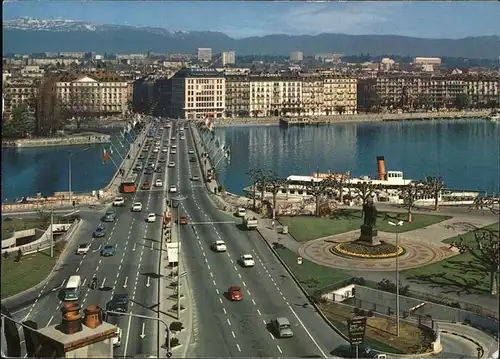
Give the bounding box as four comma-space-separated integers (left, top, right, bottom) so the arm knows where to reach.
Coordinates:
109, 142, 124, 161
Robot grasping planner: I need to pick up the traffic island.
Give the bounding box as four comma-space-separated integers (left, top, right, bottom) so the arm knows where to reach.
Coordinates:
331, 241, 406, 259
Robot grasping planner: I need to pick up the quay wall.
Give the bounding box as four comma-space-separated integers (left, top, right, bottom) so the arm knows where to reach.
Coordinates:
213, 110, 489, 127
2, 133, 111, 148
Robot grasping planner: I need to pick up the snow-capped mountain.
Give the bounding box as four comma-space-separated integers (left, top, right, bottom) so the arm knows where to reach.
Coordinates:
3, 17, 101, 32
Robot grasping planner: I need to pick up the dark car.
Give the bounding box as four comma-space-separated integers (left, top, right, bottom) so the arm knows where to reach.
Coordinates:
100, 244, 116, 257
155, 166, 163, 173
138, 154, 145, 160
93, 224, 106, 238
102, 213, 115, 222
144, 169, 153, 175
331, 345, 384, 359
158, 157, 166, 163
189, 157, 197, 163
107, 293, 129, 314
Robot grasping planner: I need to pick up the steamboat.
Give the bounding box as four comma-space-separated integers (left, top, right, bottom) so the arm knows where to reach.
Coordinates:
244, 156, 481, 207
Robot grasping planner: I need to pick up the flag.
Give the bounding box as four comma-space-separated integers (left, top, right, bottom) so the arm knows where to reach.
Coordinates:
102, 148, 110, 164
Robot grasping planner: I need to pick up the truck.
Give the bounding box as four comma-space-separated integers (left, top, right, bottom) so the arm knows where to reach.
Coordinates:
244, 216, 258, 230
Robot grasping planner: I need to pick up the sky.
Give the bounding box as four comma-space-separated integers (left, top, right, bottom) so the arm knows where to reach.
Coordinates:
3, 1, 500, 39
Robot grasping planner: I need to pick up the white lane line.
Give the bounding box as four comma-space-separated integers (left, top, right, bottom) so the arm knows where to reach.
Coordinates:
242, 281, 246, 287
46, 315, 54, 327
257, 309, 262, 316
288, 304, 328, 358
269, 332, 275, 340
252, 299, 256, 305
123, 312, 133, 356
231, 331, 235, 338
223, 307, 227, 315
236, 344, 241, 352
226, 318, 231, 326
277, 345, 283, 353
219, 298, 223, 304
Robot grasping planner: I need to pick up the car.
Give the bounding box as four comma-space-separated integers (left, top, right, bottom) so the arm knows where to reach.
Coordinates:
93, 224, 106, 238
171, 137, 176, 140
270, 317, 294, 338
169, 185, 177, 193
141, 182, 151, 190
162, 148, 168, 153
147, 213, 156, 223
331, 345, 385, 359
76, 243, 91, 255
188, 149, 195, 155
100, 244, 116, 257
228, 286, 243, 301
107, 293, 129, 313
134, 164, 143, 172
191, 175, 200, 181
179, 216, 188, 225
153, 148, 159, 153
102, 212, 115, 222
155, 141, 161, 146
155, 179, 163, 187
170, 149, 177, 154
212, 240, 227, 252
159, 157, 166, 163
171, 144, 177, 149
113, 197, 125, 207
138, 154, 145, 160
112, 327, 122, 348
144, 169, 153, 176
155, 166, 163, 173
148, 163, 156, 169
189, 157, 197, 163
180, 136, 185, 140
236, 207, 247, 217
168, 162, 175, 168
240, 254, 255, 267
132, 202, 143, 212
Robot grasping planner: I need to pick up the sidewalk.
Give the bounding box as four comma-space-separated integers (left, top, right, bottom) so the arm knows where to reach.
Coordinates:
159, 218, 192, 358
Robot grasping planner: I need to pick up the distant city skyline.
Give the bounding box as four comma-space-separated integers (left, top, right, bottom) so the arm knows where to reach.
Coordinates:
3, 1, 499, 39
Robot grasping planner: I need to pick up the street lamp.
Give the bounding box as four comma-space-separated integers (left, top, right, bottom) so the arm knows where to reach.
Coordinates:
68, 147, 90, 205
103, 311, 172, 358
171, 195, 187, 320
388, 220, 404, 337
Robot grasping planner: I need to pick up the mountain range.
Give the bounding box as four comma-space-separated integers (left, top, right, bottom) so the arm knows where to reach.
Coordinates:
3, 17, 499, 59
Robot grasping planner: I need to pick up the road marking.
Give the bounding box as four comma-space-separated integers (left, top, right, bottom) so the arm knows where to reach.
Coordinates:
269, 332, 275, 340
82, 278, 87, 287
222, 307, 227, 314
124, 312, 133, 356
252, 299, 256, 305
288, 304, 328, 358
219, 297, 223, 304
257, 309, 262, 316
277, 345, 282, 353
46, 315, 54, 327
226, 318, 231, 326
231, 331, 235, 338
236, 344, 241, 352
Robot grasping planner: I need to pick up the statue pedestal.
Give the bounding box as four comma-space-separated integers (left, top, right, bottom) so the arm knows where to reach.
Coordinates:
357, 225, 381, 246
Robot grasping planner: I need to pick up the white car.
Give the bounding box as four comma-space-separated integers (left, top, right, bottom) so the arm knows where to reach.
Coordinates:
180, 136, 185, 140
169, 185, 177, 193
147, 213, 156, 223
155, 179, 163, 187
240, 254, 255, 267
162, 148, 168, 153
188, 149, 195, 154
171, 149, 177, 154
132, 202, 143, 212
236, 207, 247, 217
171, 137, 176, 140
168, 162, 175, 168
76, 243, 91, 255
155, 141, 160, 146
171, 144, 177, 149
113, 197, 125, 207
153, 148, 159, 153
212, 240, 227, 252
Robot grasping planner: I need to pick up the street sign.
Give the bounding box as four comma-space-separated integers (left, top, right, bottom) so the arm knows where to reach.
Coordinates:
347, 317, 367, 346
297, 256, 303, 265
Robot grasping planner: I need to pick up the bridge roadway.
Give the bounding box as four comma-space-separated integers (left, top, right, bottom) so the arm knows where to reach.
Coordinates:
174, 122, 347, 357
7, 122, 173, 357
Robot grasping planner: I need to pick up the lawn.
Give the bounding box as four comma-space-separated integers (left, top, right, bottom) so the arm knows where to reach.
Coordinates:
279, 209, 451, 242
2, 217, 49, 239
318, 301, 434, 354
403, 223, 499, 294
1, 241, 66, 298
275, 246, 351, 294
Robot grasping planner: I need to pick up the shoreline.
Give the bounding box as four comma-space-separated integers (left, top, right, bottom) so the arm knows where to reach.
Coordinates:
2, 132, 111, 148
214, 110, 490, 127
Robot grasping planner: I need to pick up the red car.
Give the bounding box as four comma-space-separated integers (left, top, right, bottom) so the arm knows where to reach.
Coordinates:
179, 216, 188, 225
229, 286, 243, 301
141, 182, 151, 190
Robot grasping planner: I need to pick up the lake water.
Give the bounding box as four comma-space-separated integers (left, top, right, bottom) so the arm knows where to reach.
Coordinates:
1, 118, 498, 202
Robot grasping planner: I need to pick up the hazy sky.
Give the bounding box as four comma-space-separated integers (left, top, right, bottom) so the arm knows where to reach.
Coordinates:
3, 1, 500, 39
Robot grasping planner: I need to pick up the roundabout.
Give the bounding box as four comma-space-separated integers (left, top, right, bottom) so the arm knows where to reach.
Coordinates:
298, 230, 457, 271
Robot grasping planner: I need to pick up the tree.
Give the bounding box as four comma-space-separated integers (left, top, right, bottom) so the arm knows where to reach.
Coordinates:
423, 176, 445, 211
450, 227, 499, 295
265, 173, 288, 220
2, 104, 36, 139
352, 181, 381, 207
35, 74, 62, 136
417, 93, 433, 111
305, 176, 337, 216
401, 182, 426, 223
454, 93, 471, 110
246, 168, 274, 211
469, 195, 499, 215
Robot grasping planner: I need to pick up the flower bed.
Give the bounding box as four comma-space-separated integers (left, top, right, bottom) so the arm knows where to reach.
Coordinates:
332, 241, 405, 259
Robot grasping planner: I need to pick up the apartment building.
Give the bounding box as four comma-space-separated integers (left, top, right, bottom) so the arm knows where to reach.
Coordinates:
2, 77, 39, 120
225, 74, 250, 117
171, 68, 225, 119
197, 48, 212, 63
222, 51, 236, 66
55, 72, 130, 115
463, 74, 500, 107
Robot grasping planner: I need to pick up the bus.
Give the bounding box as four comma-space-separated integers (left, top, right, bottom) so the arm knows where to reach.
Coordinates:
63, 275, 82, 301
120, 173, 138, 193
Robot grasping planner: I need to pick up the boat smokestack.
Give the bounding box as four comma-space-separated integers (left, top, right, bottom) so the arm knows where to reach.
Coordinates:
377, 156, 386, 180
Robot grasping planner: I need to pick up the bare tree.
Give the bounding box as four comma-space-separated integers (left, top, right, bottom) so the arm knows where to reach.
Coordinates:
450, 227, 499, 295
401, 182, 426, 223
246, 168, 274, 211
305, 176, 337, 216
469, 195, 499, 215
352, 181, 381, 206
265, 172, 288, 220
423, 176, 445, 211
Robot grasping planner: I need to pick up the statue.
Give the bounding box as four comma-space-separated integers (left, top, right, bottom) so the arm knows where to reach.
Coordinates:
359, 199, 380, 245
362, 200, 378, 227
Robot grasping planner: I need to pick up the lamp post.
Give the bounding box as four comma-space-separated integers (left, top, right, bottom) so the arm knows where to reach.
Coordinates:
68, 147, 90, 205
388, 220, 404, 337
103, 311, 172, 358
171, 194, 187, 320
